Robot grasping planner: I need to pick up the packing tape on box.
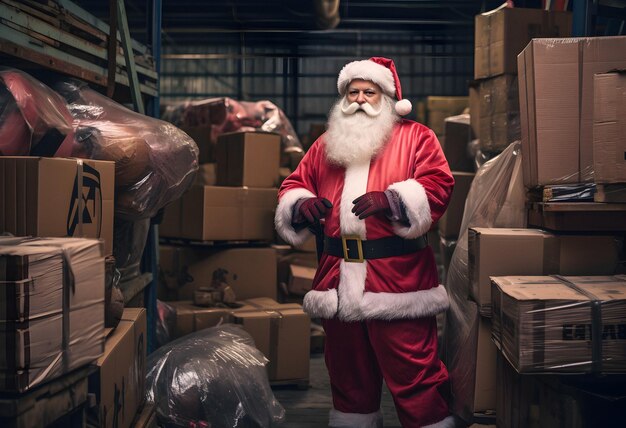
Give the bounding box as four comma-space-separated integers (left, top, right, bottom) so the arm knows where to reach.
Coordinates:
554, 275, 604, 373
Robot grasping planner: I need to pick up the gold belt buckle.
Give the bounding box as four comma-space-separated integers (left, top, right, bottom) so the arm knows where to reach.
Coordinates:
341, 235, 364, 263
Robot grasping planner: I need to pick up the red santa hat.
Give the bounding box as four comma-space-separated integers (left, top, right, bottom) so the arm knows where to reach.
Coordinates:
337, 57, 412, 116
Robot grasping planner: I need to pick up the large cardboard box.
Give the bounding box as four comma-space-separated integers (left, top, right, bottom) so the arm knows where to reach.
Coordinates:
159, 245, 277, 301
216, 132, 281, 188
518, 36, 626, 186
442, 114, 473, 172
0, 238, 105, 392
426, 96, 468, 136
491, 276, 626, 373
181, 185, 277, 241
475, 7, 572, 79
496, 352, 626, 428
593, 72, 626, 183
167, 300, 236, 338
233, 298, 310, 382
438, 172, 474, 239
89, 308, 147, 428
468, 228, 618, 315
473, 74, 520, 153
0, 157, 114, 255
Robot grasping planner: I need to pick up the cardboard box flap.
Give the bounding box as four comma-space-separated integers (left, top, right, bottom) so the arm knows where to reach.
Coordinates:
492, 276, 589, 301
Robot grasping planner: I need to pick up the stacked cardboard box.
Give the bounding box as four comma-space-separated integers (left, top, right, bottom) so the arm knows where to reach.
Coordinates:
0, 157, 115, 255
491, 275, 626, 374
593, 72, 626, 202
88, 308, 147, 428
472, 7, 572, 154
518, 36, 626, 187
0, 237, 106, 393
426, 96, 468, 137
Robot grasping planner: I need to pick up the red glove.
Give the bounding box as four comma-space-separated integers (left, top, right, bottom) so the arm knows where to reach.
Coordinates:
352, 191, 391, 219
296, 197, 333, 224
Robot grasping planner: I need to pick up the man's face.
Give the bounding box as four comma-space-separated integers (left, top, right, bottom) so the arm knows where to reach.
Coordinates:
346, 79, 382, 107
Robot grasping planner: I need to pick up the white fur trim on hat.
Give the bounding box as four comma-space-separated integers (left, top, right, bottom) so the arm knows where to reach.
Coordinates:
337, 60, 395, 97
360, 285, 450, 320
424, 415, 456, 428
395, 98, 412, 116
387, 178, 432, 239
329, 409, 383, 428
274, 187, 316, 246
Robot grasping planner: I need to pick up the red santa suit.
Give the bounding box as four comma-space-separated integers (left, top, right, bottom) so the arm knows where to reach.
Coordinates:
275, 58, 454, 428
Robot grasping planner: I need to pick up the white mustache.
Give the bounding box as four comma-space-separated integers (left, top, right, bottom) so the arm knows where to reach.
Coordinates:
340, 99, 383, 117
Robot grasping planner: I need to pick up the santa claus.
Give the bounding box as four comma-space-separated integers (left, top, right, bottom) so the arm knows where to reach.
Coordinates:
275, 57, 455, 428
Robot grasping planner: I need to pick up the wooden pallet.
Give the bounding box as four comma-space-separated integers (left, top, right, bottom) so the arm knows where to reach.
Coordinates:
0, 0, 157, 97
0, 366, 92, 428
594, 183, 626, 203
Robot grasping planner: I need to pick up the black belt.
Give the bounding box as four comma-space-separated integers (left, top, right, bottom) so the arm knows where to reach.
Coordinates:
323, 234, 428, 262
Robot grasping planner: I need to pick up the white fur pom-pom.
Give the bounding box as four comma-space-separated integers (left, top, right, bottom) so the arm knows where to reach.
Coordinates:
395, 99, 412, 116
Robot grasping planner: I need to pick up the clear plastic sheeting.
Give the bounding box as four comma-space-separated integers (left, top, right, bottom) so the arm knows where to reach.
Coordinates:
155, 299, 176, 348
442, 141, 525, 422
113, 217, 150, 282
54, 79, 199, 220
146, 324, 285, 428
162, 97, 303, 165
0, 68, 75, 157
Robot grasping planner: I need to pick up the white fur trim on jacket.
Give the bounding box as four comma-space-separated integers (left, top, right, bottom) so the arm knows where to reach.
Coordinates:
360, 285, 449, 320
329, 409, 383, 428
304, 285, 449, 320
337, 60, 395, 97
274, 187, 316, 246
303, 289, 338, 319
423, 415, 456, 428
387, 178, 432, 239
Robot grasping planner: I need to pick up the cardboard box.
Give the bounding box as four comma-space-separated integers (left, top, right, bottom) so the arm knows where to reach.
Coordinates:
475, 7, 572, 79
194, 163, 217, 186
89, 308, 147, 428
491, 276, 626, 373
233, 298, 310, 381
442, 114, 474, 172
474, 74, 521, 153
0, 238, 105, 392
167, 300, 235, 338
438, 172, 474, 239
287, 264, 316, 296
593, 72, 626, 183
216, 132, 281, 188
159, 245, 277, 301
181, 185, 277, 241
181, 126, 215, 164
426, 96, 469, 136
0, 157, 114, 255
496, 352, 626, 428
468, 228, 618, 315
518, 37, 626, 186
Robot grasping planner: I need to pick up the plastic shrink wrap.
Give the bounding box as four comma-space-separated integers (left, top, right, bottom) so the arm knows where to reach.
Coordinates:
442, 142, 525, 422
0, 68, 75, 157
54, 79, 199, 220
162, 97, 303, 165
146, 324, 285, 428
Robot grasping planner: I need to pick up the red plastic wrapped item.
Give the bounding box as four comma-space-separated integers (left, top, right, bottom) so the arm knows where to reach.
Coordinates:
0, 68, 75, 156
55, 79, 199, 220
162, 97, 303, 165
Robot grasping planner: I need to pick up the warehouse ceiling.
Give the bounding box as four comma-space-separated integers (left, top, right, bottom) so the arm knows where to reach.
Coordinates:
75, 0, 525, 46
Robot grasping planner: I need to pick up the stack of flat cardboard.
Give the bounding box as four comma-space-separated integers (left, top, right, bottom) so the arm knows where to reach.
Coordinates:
0, 237, 105, 393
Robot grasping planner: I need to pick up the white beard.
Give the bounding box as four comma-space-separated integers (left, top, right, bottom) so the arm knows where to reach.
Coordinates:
324, 94, 399, 167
